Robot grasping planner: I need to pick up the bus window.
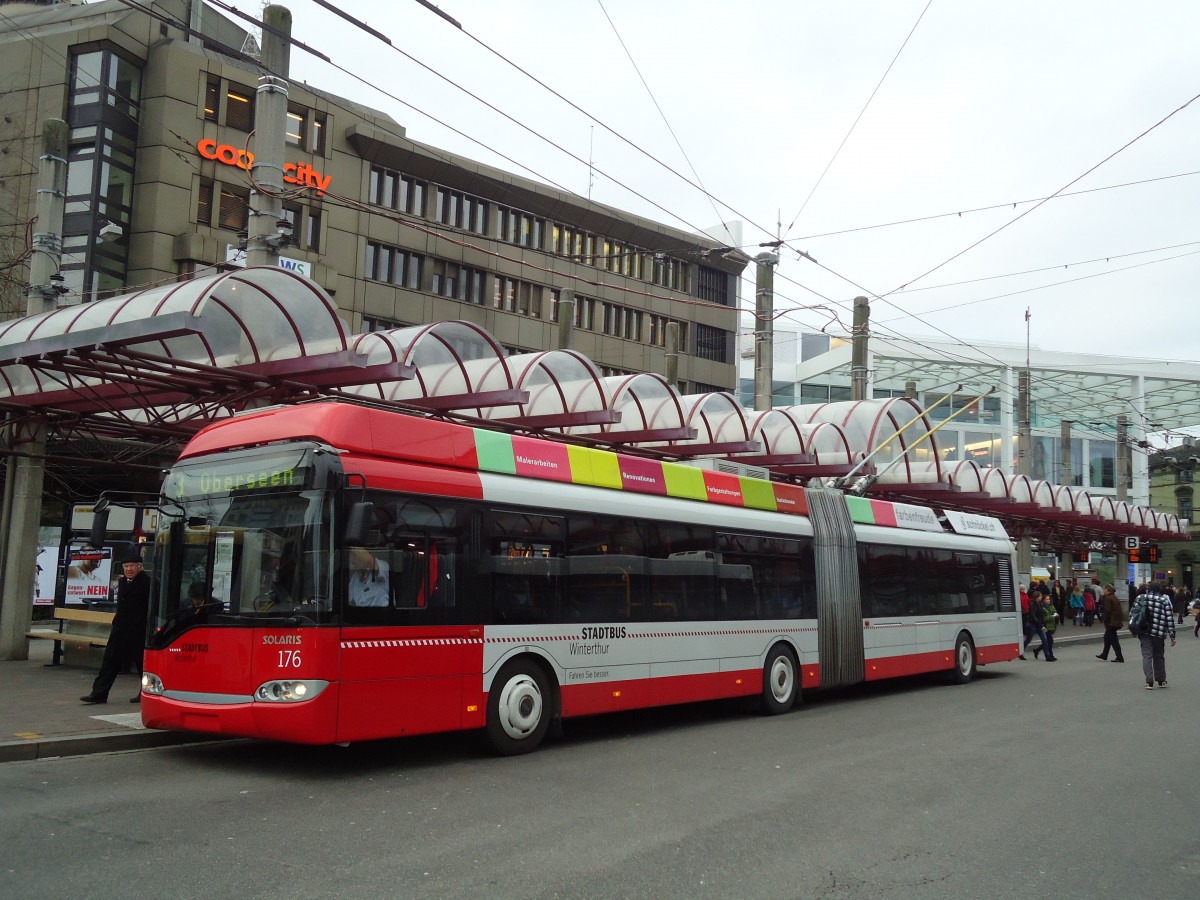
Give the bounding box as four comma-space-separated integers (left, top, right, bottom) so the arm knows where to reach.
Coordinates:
343, 495, 461, 623
566, 514, 646, 621
490, 510, 564, 623
644, 522, 715, 621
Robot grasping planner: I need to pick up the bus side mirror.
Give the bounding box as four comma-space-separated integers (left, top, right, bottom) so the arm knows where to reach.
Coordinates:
343, 501, 376, 545
88, 506, 111, 550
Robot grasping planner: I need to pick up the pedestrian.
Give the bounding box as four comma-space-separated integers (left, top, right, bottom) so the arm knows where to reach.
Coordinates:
1038, 592, 1058, 661
1019, 583, 1032, 659
1030, 591, 1054, 660
1068, 583, 1085, 626
1135, 582, 1177, 689
1095, 583, 1125, 662
1189, 596, 1200, 638
1082, 583, 1097, 627
80, 546, 150, 705
1051, 579, 1068, 625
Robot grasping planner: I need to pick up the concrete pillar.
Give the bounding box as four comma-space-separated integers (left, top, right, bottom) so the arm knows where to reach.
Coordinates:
753, 252, 778, 411
850, 295, 870, 401
665, 321, 679, 388
245, 6, 292, 268
0, 421, 47, 660
557, 292, 574, 350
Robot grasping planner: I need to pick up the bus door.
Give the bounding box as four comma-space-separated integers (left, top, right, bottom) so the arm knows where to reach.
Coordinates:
337, 498, 469, 743
857, 544, 919, 679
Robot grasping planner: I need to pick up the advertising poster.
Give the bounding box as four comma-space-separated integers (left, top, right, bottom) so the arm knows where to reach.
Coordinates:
33, 545, 59, 606
64, 547, 113, 605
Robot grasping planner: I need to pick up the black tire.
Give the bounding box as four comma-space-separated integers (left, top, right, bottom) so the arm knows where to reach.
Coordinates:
761, 643, 799, 714
949, 632, 976, 684
486, 659, 552, 755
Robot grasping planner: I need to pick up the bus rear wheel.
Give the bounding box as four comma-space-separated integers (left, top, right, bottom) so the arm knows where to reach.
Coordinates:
486, 660, 551, 755
950, 632, 976, 684
761, 643, 798, 714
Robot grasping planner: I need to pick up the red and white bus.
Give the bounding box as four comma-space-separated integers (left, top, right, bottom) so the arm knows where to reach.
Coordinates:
140, 401, 1020, 754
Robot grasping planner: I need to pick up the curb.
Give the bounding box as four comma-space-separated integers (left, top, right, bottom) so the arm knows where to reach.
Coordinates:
0, 729, 231, 763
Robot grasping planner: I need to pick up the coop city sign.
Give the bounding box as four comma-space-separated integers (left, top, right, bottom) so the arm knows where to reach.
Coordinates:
197, 139, 331, 195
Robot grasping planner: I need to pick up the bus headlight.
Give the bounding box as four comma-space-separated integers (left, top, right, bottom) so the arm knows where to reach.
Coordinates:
254, 679, 329, 703
141, 672, 164, 695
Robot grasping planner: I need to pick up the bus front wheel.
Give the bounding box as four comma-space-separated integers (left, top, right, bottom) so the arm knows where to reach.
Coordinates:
486, 660, 551, 755
761, 643, 798, 714
950, 633, 976, 684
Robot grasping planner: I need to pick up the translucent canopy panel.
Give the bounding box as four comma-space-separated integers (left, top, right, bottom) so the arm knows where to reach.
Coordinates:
801, 422, 856, 464
1115, 502, 1134, 525
980, 467, 1012, 499
783, 398, 938, 481
479, 350, 609, 426
1050, 485, 1088, 514
570, 373, 687, 440
0, 268, 346, 399
344, 321, 517, 409
1092, 497, 1116, 521
661, 392, 757, 452
746, 409, 809, 455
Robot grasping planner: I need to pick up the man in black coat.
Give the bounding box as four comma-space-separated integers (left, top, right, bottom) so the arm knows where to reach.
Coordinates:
80, 547, 151, 705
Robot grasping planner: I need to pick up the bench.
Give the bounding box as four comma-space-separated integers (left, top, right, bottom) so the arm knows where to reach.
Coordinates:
26, 607, 114, 666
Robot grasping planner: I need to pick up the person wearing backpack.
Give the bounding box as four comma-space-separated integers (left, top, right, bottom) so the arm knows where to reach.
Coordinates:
1136, 583, 1177, 689
1096, 583, 1125, 662
1190, 597, 1200, 638
1082, 585, 1097, 626
1068, 583, 1085, 626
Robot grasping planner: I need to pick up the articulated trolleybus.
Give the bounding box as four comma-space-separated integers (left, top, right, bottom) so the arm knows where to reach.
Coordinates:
141, 401, 1019, 754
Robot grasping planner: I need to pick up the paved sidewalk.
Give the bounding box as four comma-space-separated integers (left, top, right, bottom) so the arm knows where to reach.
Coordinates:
0, 638, 222, 763
1, 624, 1113, 763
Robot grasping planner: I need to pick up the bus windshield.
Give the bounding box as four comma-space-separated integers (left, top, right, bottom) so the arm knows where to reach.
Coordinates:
148, 445, 336, 646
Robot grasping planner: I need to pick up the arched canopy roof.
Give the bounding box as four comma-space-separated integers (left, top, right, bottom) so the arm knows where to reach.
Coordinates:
346, 321, 527, 412
483, 349, 615, 428
0, 269, 411, 430
645, 392, 761, 456
570, 373, 694, 443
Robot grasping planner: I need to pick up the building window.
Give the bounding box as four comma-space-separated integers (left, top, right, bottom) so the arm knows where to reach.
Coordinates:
434, 187, 488, 234
218, 183, 250, 231
430, 259, 486, 304
369, 167, 426, 215
601, 302, 642, 340
282, 203, 321, 252
696, 326, 729, 364
496, 207, 544, 248
63, 47, 141, 303
548, 288, 561, 322
224, 82, 255, 131
697, 265, 730, 306
365, 241, 423, 289
197, 177, 214, 226
494, 277, 543, 317
363, 315, 406, 332
575, 296, 596, 331
285, 107, 326, 153
204, 77, 219, 122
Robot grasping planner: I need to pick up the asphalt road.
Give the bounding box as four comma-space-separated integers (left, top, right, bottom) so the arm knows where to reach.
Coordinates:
2, 639, 1197, 900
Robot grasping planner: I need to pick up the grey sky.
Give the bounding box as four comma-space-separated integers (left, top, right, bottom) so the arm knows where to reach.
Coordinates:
286, 0, 1200, 363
